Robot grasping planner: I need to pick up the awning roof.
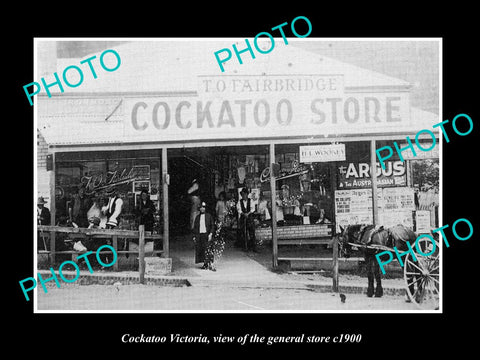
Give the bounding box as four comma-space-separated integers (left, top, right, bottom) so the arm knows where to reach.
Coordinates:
48, 40, 412, 94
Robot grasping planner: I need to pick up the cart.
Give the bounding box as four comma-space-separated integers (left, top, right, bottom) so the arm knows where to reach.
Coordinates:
346, 237, 440, 310
403, 237, 440, 309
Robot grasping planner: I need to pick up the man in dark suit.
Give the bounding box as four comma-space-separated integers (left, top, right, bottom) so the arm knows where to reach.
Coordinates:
236, 188, 257, 252
37, 197, 51, 252
37, 197, 51, 225
192, 202, 215, 271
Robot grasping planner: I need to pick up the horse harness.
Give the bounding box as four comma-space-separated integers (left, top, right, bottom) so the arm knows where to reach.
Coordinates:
347, 225, 403, 252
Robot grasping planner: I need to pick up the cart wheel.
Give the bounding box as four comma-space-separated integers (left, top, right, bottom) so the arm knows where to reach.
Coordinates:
404, 238, 440, 310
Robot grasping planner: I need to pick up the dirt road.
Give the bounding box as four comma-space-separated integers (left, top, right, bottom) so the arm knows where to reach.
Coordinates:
36, 283, 420, 311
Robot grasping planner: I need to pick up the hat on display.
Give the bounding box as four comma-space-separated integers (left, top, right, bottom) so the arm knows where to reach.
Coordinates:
188, 180, 199, 194
38, 196, 47, 204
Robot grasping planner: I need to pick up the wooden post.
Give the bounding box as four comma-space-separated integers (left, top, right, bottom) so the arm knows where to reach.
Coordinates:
162, 147, 169, 258
112, 235, 118, 271
139, 225, 145, 284
332, 235, 339, 292
406, 160, 410, 187
269, 143, 278, 268
370, 140, 379, 226
49, 151, 56, 265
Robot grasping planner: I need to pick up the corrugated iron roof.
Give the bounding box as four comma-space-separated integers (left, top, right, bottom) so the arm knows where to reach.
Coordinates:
43, 40, 411, 95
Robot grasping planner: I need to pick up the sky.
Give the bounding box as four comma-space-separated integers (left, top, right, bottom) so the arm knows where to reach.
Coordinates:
38, 39, 439, 114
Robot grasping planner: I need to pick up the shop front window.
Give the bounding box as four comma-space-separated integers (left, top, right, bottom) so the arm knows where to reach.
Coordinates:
186, 145, 341, 230
271, 146, 336, 227
54, 150, 162, 233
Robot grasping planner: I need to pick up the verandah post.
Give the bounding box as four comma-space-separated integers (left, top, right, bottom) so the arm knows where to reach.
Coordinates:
49, 151, 56, 265
269, 143, 278, 268
332, 235, 339, 292
162, 147, 169, 258
139, 225, 145, 284
370, 140, 379, 226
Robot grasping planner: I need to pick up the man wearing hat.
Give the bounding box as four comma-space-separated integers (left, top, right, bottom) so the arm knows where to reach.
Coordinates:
236, 188, 257, 251
37, 197, 51, 252
37, 197, 51, 226
192, 201, 215, 270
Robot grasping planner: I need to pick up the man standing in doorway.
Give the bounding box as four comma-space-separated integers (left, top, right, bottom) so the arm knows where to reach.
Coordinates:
237, 188, 257, 252
192, 202, 215, 271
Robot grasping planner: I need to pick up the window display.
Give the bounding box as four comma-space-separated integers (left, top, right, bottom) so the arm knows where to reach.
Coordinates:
54, 150, 162, 233
208, 145, 337, 229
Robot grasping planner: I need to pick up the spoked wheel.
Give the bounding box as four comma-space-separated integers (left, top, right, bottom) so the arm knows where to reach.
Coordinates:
404, 238, 440, 310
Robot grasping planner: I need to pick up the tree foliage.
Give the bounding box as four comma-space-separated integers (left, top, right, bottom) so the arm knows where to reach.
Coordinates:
411, 159, 439, 191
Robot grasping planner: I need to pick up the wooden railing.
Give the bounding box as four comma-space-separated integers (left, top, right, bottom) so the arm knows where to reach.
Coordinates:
37, 225, 165, 279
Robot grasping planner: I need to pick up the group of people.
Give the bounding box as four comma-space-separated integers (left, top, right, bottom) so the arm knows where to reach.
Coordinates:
67, 186, 126, 231
39, 179, 260, 272
37, 185, 156, 253
66, 185, 156, 232
189, 180, 257, 272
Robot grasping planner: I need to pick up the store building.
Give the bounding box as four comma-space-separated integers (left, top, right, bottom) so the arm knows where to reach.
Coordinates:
36, 40, 440, 267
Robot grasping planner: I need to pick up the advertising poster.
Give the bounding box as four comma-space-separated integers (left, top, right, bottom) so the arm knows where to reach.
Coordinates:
335, 187, 415, 230
337, 161, 407, 189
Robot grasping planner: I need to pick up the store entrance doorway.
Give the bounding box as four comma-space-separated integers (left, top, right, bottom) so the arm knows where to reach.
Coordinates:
165, 144, 270, 274
168, 148, 216, 237
167, 144, 269, 242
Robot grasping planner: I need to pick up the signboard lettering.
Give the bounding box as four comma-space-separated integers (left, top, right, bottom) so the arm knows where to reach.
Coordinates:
129, 95, 406, 134
123, 74, 410, 143
300, 144, 346, 162
338, 161, 406, 189
198, 75, 343, 95
81, 166, 150, 194
260, 160, 309, 183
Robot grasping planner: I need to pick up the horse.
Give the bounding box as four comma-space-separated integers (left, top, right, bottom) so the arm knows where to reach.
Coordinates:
336, 224, 418, 298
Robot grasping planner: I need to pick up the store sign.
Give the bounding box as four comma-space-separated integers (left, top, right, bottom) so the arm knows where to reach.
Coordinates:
260, 160, 309, 183
299, 144, 346, 163
81, 166, 150, 194
124, 74, 410, 143
338, 161, 406, 189
197, 75, 344, 96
